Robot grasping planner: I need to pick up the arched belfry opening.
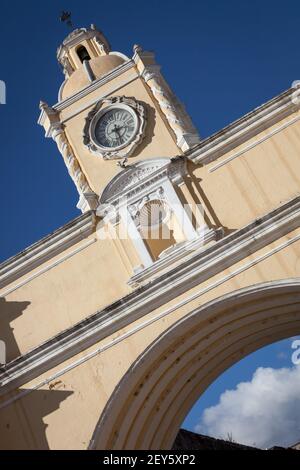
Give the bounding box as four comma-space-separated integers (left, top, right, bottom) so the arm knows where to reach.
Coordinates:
55, 25, 112, 80
76, 45, 91, 63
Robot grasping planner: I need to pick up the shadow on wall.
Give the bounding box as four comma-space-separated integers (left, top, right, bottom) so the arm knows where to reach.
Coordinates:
0, 387, 74, 450
185, 162, 236, 235
0, 297, 30, 362
131, 102, 156, 158
0, 299, 74, 449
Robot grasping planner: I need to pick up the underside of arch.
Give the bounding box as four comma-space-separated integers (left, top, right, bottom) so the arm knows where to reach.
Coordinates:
90, 279, 300, 450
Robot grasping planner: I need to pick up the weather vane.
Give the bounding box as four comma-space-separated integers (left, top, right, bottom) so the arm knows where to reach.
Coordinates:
60, 11, 73, 29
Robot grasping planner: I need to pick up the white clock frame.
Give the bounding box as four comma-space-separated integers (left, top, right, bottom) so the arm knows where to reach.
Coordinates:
83, 96, 147, 160
90, 103, 139, 151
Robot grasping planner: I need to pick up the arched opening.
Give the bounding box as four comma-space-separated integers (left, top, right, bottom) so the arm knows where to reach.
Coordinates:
76, 45, 91, 63
98, 158, 212, 271
139, 199, 177, 260
89, 279, 300, 450
182, 336, 300, 449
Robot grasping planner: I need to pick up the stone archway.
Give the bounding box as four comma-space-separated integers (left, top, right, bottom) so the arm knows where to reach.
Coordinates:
90, 279, 300, 450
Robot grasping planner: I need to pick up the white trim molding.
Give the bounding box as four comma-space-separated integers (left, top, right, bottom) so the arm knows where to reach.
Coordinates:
90, 278, 300, 450
128, 226, 223, 287
141, 63, 200, 152
97, 157, 202, 268
1, 238, 97, 298
132, 46, 200, 152
0, 212, 97, 291
209, 113, 300, 173
109, 51, 130, 61
38, 102, 98, 213
99, 157, 186, 206
40, 60, 136, 114
2, 278, 299, 412
186, 87, 300, 165
1, 195, 300, 395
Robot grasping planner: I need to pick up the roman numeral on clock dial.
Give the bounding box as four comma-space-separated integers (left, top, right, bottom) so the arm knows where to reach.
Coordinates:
94, 107, 137, 149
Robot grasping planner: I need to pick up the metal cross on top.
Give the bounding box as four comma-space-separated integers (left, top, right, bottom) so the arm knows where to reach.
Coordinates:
60, 11, 73, 28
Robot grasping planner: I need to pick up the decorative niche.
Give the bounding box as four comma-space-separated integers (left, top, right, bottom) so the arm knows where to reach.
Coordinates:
97, 157, 221, 285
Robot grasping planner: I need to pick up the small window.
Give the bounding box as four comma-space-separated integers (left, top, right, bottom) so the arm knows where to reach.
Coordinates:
77, 46, 91, 63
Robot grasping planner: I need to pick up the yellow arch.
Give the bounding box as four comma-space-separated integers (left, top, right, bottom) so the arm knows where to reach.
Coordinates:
90, 279, 300, 450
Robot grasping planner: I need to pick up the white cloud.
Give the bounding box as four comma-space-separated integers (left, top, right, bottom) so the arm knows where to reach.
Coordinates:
276, 351, 288, 360
195, 366, 300, 449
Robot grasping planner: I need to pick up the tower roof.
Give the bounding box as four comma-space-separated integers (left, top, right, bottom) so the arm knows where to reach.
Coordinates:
57, 24, 111, 60
56, 24, 111, 80
60, 54, 126, 99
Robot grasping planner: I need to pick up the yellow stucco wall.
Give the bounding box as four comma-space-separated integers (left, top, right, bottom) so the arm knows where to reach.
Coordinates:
189, 113, 300, 230
2, 111, 300, 362
62, 71, 181, 194
2, 27, 300, 449
0, 234, 135, 362
1, 227, 300, 449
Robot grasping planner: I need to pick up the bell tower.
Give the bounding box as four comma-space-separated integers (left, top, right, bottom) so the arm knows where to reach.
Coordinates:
38, 24, 219, 275
39, 24, 200, 204
56, 24, 111, 78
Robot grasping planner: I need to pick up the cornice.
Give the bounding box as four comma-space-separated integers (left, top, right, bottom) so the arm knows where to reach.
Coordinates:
0, 211, 96, 291
99, 158, 185, 207
186, 88, 300, 165
1, 195, 300, 394
38, 71, 300, 169
128, 227, 223, 287
55, 60, 134, 111
38, 60, 137, 129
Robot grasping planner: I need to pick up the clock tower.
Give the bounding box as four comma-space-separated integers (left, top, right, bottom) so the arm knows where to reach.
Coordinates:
38, 24, 212, 271
3, 20, 300, 452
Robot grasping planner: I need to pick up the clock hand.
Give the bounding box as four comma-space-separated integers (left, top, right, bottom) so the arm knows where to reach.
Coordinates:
107, 124, 120, 136
113, 124, 123, 144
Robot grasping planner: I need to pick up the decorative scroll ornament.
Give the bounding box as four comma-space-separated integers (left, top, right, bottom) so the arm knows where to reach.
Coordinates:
141, 65, 200, 152
83, 96, 147, 160
39, 102, 98, 213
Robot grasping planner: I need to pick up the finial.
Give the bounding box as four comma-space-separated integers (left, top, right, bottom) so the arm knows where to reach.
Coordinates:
39, 100, 48, 110
90, 24, 103, 34
39, 101, 57, 119
60, 11, 73, 29
133, 44, 143, 54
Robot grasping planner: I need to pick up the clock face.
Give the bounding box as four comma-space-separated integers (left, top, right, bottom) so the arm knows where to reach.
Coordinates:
93, 107, 137, 149
84, 97, 146, 159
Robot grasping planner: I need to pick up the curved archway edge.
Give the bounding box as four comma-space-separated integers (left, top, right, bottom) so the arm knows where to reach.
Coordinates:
90, 279, 300, 450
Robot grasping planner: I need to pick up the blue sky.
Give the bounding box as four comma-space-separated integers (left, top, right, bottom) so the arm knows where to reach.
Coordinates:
1, 0, 300, 448
2, 0, 300, 261
183, 338, 300, 448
